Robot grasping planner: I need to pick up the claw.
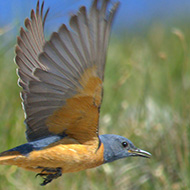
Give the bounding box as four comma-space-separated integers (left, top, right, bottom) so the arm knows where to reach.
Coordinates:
40, 176, 53, 186
35, 173, 47, 178
36, 167, 62, 185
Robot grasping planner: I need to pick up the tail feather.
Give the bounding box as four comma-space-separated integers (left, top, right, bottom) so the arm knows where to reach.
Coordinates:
0, 150, 22, 165
0, 150, 40, 173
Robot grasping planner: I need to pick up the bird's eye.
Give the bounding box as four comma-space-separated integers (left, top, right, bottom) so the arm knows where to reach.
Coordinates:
122, 142, 128, 148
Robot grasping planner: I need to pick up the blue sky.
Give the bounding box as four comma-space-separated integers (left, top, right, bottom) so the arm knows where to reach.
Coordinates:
0, 0, 190, 37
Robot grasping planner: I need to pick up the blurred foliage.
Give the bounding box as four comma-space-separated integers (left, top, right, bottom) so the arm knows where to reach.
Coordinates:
0, 22, 190, 190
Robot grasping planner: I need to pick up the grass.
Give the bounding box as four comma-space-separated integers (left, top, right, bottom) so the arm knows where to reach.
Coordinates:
0, 23, 190, 190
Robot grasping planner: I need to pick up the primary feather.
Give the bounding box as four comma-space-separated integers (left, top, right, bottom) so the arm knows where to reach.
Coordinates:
15, 0, 119, 143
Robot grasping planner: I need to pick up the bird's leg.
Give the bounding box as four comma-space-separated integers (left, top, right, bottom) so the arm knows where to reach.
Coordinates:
36, 167, 62, 186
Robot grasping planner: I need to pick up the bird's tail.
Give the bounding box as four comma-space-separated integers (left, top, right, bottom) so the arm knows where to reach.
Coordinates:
0, 150, 21, 165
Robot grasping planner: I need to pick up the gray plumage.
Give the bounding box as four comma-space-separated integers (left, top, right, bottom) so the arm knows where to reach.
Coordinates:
15, 0, 119, 142
2, 0, 151, 186
100, 135, 151, 163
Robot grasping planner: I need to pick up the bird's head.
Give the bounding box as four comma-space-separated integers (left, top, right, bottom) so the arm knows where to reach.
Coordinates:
99, 134, 151, 163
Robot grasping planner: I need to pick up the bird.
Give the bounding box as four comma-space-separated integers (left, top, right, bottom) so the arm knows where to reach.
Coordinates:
0, 0, 151, 186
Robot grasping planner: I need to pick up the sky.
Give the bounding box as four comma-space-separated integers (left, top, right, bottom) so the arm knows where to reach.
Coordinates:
0, 0, 190, 38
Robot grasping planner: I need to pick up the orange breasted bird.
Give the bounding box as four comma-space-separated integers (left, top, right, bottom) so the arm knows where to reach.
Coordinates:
0, 0, 151, 186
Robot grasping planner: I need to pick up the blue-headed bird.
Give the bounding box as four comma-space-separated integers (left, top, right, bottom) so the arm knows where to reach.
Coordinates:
0, 0, 151, 186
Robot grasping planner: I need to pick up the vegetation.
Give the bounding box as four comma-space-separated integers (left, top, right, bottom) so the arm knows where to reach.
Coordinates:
0, 23, 190, 190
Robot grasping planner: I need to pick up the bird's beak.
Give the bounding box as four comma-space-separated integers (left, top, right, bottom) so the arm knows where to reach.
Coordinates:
128, 148, 151, 158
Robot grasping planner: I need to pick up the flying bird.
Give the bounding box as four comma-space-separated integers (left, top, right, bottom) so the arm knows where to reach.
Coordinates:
0, 0, 151, 186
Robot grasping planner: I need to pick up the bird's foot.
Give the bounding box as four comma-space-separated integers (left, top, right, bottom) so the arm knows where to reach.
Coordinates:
36, 167, 62, 186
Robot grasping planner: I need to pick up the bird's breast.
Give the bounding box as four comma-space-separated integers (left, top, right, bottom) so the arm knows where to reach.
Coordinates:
12, 141, 104, 173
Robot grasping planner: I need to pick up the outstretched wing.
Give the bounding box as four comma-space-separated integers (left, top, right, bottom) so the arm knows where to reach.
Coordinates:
16, 1, 49, 91
15, 0, 119, 145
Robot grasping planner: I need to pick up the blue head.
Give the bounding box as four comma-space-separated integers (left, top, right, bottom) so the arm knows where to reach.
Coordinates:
99, 134, 151, 163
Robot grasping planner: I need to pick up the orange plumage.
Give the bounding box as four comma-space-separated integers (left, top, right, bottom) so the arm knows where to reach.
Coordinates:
0, 0, 118, 185
0, 141, 104, 174
0, 0, 151, 186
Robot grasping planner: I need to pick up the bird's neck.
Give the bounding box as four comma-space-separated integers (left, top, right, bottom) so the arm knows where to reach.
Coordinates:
99, 134, 118, 163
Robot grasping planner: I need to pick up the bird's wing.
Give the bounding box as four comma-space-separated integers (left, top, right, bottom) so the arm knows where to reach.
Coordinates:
16, 1, 49, 91
15, 0, 119, 145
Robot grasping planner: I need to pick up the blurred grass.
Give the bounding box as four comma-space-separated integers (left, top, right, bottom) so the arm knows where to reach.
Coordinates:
0, 23, 190, 190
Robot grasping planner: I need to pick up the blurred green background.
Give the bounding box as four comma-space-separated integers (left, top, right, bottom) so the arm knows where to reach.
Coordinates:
0, 0, 190, 190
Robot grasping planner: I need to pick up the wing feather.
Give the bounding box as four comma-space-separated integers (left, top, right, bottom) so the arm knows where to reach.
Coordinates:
15, 0, 119, 143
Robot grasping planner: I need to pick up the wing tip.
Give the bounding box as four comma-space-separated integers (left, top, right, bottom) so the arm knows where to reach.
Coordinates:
24, 18, 31, 29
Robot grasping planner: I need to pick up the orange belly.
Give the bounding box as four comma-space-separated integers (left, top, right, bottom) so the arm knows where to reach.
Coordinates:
0, 142, 104, 174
